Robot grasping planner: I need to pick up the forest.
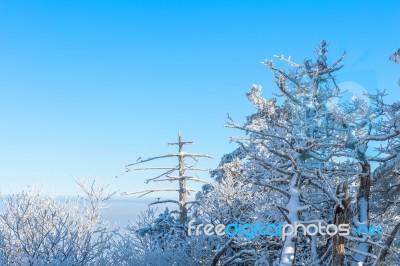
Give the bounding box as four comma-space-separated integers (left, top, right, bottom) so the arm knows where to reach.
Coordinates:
0, 43, 399, 266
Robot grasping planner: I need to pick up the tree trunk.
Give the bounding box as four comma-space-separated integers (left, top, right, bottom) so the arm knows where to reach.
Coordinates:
353, 162, 371, 264
178, 133, 187, 225
333, 184, 352, 266
280, 174, 300, 266
375, 222, 400, 266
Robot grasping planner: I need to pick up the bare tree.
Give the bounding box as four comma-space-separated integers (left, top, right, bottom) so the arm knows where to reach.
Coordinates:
117, 133, 212, 225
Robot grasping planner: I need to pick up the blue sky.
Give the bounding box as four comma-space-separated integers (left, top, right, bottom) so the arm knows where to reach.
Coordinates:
0, 0, 399, 197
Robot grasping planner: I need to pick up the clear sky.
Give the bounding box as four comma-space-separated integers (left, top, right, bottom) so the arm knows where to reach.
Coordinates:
0, 0, 399, 197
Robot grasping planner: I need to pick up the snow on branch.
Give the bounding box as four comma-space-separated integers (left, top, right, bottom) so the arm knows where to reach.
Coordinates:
117, 133, 212, 225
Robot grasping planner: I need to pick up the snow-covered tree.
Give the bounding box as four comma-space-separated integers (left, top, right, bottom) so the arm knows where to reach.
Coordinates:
118, 133, 212, 226
0, 182, 116, 266
114, 134, 213, 264
212, 41, 400, 265
196, 163, 282, 265
368, 50, 400, 266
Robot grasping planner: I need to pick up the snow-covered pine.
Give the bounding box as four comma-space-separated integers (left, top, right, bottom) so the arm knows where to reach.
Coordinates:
209, 41, 400, 265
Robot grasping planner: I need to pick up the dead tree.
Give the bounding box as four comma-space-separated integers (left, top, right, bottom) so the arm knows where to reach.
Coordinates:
117, 133, 212, 225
